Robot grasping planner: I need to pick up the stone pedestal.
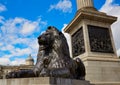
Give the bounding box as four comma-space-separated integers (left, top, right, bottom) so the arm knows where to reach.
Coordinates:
84, 57, 120, 82
64, 0, 120, 85
0, 77, 91, 85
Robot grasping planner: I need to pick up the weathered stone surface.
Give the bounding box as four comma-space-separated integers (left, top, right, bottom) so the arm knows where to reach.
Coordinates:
84, 59, 120, 82
0, 77, 90, 85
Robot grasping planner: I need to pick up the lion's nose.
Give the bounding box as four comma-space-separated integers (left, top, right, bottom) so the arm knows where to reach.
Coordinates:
38, 36, 41, 39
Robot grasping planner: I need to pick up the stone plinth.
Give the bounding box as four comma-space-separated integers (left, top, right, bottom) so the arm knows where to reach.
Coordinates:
63, 1, 120, 84
83, 57, 120, 82
91, 82, 120, 85
0, 77, 90, 85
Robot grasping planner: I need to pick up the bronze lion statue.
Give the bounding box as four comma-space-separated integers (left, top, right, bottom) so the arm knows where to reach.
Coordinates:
6, 26, 85, 80
33, 26, 86, 79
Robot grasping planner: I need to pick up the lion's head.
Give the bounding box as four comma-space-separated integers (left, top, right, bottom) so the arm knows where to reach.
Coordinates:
37, 26, 70, 59
38, 26, 55, 46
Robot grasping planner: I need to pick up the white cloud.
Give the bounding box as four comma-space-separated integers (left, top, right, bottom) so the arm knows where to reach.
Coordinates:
0, 4, 7, 12
61, 24, 72, 57
0, 42, 3, 46
0, 57, 26, 66
99, 0, 120, 15
0, 17, 46, 65
11, 48, 32, 57
100, 0, 120, 56
49, 0, 72, 13
0, 57, 11, 65
11, 58, 26, 66
21, 20, 39, 35
1, 45, 14, 51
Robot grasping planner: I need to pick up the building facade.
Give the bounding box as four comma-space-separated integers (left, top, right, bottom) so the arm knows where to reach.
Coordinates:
0, 55, 34, 79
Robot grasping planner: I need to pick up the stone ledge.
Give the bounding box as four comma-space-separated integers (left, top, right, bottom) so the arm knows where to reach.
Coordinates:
91, 82, 120, 85
0, 77, 90, 85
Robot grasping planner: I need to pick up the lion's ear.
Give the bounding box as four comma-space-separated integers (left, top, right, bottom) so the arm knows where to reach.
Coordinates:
48, 26, 52, 30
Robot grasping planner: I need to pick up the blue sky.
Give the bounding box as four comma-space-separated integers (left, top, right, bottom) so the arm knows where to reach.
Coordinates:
0, 0, 120, 65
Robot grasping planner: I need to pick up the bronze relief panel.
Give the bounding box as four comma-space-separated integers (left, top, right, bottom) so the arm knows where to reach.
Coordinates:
72, 27, 85, 57
88, 25, 114, 53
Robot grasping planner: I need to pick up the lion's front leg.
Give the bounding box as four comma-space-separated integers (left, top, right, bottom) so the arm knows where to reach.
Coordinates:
33, 60, 44, 77
34, 55, 51, 77
39, 67, 50, 77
